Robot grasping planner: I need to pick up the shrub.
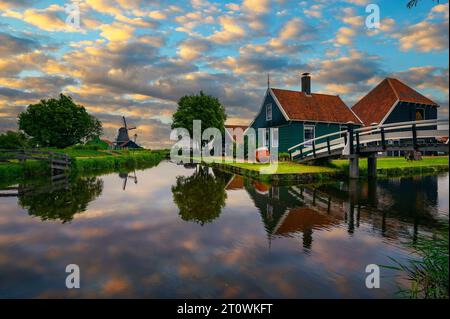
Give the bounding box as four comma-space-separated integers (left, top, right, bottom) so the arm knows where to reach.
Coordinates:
0, 131, 29, 149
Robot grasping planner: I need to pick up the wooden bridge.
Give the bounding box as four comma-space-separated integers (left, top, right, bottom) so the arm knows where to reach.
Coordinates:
0, 149, 72, 173
288, 119, 449, 178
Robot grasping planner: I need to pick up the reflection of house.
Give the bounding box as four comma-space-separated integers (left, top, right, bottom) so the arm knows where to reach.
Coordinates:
225, 174, 245, 190
272, 208, 336, 237
244, 180, 337, 250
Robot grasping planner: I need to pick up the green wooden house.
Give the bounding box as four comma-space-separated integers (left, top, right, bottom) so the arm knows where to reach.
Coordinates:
247, 73, 362, 153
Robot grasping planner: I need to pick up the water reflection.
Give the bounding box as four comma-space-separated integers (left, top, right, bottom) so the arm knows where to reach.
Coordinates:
226, 173, 445, 251
171, 166, 231, 225
0, 161, 447, 298
119, 170, 138, 190
17, 177, 103, 223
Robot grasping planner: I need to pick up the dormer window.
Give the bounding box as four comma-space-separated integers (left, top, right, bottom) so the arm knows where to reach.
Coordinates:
266, 103, 272, 121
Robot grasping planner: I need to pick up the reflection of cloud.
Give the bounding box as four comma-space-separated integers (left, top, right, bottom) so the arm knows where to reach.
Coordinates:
0, 164, 447, 297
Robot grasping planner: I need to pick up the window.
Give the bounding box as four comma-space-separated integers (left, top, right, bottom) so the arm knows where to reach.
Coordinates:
265, 128, 270, 147
304, 125, 315, 147
271, 128, 279, 148
272, 186, 279, 200
266, 103, 272, 121
415, 108, 425, 121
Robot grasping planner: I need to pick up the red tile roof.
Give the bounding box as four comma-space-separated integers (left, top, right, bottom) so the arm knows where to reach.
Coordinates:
271, 88, 361, 124
352, 78, 439, 125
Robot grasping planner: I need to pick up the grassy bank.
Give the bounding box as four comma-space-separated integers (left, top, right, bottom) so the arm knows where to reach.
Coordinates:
0, 149, 168, 186
73, 150, 166, 174
202, 156, 448, 182
333, 156, 449, 177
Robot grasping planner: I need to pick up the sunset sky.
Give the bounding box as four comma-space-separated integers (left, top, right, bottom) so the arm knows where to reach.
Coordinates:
0, 0, 448, 148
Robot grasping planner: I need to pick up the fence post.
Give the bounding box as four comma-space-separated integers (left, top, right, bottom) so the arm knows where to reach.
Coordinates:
348, 125, 354, 155
327, 137, 331, 154
355, 132, 360, 154
380, 127, 386, 150
412, 124, 417, 150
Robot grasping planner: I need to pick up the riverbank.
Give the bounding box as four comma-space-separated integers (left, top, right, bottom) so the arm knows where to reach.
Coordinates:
0, 149, 168, 187
206, 156, 449, 182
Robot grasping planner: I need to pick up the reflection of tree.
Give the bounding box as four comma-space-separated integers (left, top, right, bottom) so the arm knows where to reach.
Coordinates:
172, 166, 228, 225
18, 177, 103, 223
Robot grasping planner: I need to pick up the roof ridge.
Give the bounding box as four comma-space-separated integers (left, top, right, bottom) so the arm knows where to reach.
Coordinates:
271, 87, 340, 98
385, 78, 400, 100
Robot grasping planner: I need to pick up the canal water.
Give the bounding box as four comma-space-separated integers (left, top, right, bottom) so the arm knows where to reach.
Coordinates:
0, 161, 448, 298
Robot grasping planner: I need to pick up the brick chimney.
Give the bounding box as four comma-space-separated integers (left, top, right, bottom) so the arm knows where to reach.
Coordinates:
301, 72, 311, 95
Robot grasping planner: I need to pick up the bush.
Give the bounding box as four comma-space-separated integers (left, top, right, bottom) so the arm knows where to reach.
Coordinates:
278, 152, 290, 161
0, 131, 29, 149
69, 144, 101, 151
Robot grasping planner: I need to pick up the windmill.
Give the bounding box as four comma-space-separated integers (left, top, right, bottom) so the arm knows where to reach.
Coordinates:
115, 116, 141, 149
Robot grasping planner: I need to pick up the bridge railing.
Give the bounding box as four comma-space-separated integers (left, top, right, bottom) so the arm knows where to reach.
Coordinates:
0, 149, 72, 170
288, 119, 449, 160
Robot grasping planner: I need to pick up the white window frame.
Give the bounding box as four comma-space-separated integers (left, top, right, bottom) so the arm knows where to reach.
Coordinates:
266, 103, 272, 121
304, 125, 315, 147
271, 127, 279, 148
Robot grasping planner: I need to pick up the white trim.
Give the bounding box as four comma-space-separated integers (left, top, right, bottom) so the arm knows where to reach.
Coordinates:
379, 99, 399, 125
271, 127, 279, 148
269, 88, 291, 121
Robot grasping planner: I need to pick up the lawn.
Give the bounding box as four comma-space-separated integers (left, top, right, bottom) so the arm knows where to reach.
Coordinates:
206, 156, 448, 176
332, 156, 449, 170
227, 161, 337, 174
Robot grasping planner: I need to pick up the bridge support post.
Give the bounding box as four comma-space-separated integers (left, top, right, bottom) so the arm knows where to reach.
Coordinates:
348, 155, 359, 179
367, 154, 377, 178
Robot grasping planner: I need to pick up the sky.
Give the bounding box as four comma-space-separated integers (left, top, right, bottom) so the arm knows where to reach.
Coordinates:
0, 0, 448, 149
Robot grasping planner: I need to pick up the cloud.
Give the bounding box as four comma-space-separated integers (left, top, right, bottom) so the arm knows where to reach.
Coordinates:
242, 0, 270, 14
0, 32, 40, 55
393, 3, 449, 52
391, 66, 449, 94
209, 16, 246, 43
99, 22, 135, 42
2, 5, 81, 32
178, 39, 211, 61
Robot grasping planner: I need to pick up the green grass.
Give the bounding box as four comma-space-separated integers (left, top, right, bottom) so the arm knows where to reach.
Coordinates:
384, 224, 449, 299
0, 148, 168, 186
73, 150, 166, 174
332, 156, 449, 170
202, 156, 448, 176
226, 161, 337, 174
332, 156, 449, 177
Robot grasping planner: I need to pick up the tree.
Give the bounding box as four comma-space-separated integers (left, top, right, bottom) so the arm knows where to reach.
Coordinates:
19, 177, 104, 223
407, 0, 440, 8
0, 131, 29, 149
171, 166, 228, 225
18, 94, 102, 148
171, 91, 227, 146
